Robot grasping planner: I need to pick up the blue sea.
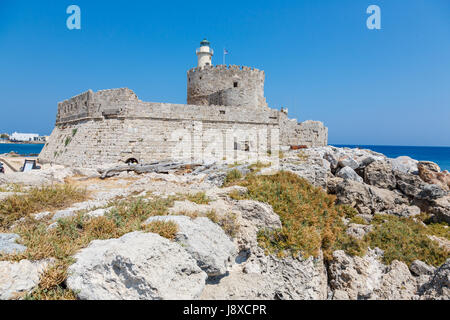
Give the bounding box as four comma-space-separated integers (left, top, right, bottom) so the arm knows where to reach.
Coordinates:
0, 143, 45, 156
334, 145, 450, 172
1, 143, 449, 171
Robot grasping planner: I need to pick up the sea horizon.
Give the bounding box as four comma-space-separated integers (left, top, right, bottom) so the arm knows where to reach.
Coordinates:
1, 143, 449, 171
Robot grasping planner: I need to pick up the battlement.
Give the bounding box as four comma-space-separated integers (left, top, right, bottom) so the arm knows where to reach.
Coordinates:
56, 88, 138, 124
187, 64, 264, 75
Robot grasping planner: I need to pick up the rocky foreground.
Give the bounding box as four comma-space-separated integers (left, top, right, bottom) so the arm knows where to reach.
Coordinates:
0, 146, 449, 300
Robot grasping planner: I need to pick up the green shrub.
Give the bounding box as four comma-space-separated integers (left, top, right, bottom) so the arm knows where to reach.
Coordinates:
238, 171, 362, 260
223, 169, 242, 186
366, 215, 448, 267
185, 192, 211, 205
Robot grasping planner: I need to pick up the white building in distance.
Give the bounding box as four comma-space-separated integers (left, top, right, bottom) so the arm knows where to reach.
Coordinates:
10, 132, 39, 142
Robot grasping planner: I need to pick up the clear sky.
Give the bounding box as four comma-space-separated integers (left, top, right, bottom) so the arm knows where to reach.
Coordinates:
0, 0, 449, 146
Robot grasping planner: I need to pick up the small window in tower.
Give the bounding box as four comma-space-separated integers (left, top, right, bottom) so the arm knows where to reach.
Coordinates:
220, 110, 225, 115
234, 82, 238, 88
244, 141, 250, 152
206, 63, 210, 66
199, 76, 202, 80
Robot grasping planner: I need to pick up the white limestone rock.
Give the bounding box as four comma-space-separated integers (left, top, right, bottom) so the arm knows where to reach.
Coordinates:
66, 232, 207, 300
329, 249, 418, 300
336, 166, 363, 183
419, 259, 450, 300
0, 259, 52, 300
0, 233, 27, 255
233, 200, 281, 231
410, 260, 436, 276
32, 211, 52, 221
144, 216, 236, 276
200, 248, 328, 300
346, 223, 373, 240
391, 156, 419, 175
72, 167, 101, 178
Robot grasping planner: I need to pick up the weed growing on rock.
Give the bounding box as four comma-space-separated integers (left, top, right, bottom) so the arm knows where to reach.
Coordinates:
223, 169, 243, 186
144, 221, 178, 240
185, 192, 211, 205
367, 214, 448, 267
238, 171, 359, 260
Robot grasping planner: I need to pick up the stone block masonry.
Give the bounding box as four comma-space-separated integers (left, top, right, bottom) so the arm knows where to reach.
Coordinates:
40, 64, 328, 168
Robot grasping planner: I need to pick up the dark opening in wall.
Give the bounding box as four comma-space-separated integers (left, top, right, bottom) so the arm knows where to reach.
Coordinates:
220, 110, 226, 115
125, 158, 138, 165
234, 142, 239, 150
234, 82, 239, 88
244, 141, 250, 152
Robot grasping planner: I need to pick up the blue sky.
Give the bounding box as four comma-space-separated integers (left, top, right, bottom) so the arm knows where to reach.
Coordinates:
0, 0, 449, 146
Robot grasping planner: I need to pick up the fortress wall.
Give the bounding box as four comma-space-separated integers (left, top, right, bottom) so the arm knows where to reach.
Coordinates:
278, 113, 328, 147
38, 118, 278, 168
56, 90, 92, 123
40, 87, 328, 168
124, 101, 279, 124
187, 65, 267, 108
296, 120, 328, 147
56, 88, 139, 124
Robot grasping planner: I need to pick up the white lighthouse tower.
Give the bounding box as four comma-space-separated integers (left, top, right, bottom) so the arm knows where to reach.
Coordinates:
196, 38, 214, 68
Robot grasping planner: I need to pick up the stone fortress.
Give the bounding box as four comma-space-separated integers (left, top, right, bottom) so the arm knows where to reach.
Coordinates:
38, 39, 328, 168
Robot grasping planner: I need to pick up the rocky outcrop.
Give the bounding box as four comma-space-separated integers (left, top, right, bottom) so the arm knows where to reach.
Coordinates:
426, 196, 450, 223
410, 260, 436, 276
0, 165, 73, 186
232, 200, 282, 251
233, 200, 282, 232
418, 161, 450, 191
335, 179, 407, 215
144, 216, 236, 276
201, 248, 328, 300
328, 249, 418, 300
419, 259, 450, 300
0, 259, 52, 300
66, 232, 207, 300
336, 166, 363, 183
346, 223, 373, 240
364, 161, 396, 190
391, 156, 418, 175
0, 233, 27, 255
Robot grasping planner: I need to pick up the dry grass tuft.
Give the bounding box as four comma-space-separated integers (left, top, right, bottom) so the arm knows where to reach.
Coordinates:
185, 192, 211, 205
0, 184, 88, 230
144, 221, 178, 240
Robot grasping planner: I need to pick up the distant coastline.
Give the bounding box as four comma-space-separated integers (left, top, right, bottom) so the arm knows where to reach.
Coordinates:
0, 141, 45, 145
